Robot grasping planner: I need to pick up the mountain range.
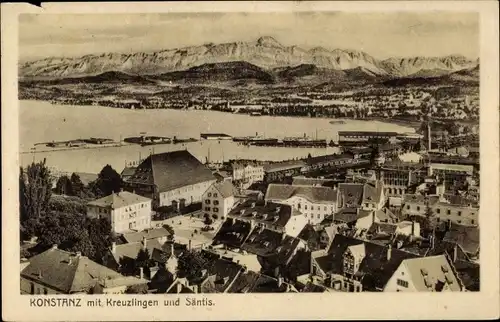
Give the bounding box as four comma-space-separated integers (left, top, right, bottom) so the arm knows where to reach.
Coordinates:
19, 36, 478, 81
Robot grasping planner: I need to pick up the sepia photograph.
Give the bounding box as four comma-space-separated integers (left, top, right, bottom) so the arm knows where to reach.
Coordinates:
2, 1, 499, 321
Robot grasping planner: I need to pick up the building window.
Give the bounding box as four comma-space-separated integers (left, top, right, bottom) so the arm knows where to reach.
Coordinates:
213, 208, 219, 212
457, 220, 461, 224
44, 288, 48, 295
436, 208, 441, 214
397, 279, 409, 288
317, 214, 320, 219
213, 193, 218, 198
471, 219, 475, 225
407, 205, 410, 210
447, 209, 451, 215
208, 193, 212, 197
437, 218, 440, 222
205, 207, 211, 211
205, 200, 211, 205
324, 206, 327, 211
30, 283, 35, 294
214, 200, 219, 205
458, 211, 462, 216
416, 206, 420, 211
305, 205, 308, 210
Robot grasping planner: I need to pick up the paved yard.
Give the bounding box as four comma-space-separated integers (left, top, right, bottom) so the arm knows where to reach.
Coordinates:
157, 215, 224, 249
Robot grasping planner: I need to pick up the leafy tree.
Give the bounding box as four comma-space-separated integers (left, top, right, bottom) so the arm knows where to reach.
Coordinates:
177, 249, 209, 281
55, 175, 73, 195
37, 211, 96, 258
92, 165, 123, 197
70, 173, 85, 197
19, 159, 52, 222
86, 218, 113, 264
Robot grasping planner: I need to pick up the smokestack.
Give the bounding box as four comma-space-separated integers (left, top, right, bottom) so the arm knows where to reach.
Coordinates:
411, 221, 415, 236
111, 242, 116, 254
372, 211, 375, 224
170, 243, 175, 256
139, 267, 144, 280
188, 239, 192, 251
387, 244, 392, 261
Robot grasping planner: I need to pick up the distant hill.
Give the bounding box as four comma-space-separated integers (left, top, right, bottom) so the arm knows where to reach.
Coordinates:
381, 65, 479, 87
19, 36, 477, 79
152, 61, 276, 85
20, 71, 157, 86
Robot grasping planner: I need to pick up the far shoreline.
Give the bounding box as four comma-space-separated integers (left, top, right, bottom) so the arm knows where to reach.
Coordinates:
20, 99, 419, 133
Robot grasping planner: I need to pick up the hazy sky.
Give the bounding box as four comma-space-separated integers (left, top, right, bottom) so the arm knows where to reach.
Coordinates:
19, 12, 479, 61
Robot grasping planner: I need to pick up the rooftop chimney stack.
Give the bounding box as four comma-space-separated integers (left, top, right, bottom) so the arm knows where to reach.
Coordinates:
139, 266, 144, 280
170, 243, 175, 256
387, 244, 392, 261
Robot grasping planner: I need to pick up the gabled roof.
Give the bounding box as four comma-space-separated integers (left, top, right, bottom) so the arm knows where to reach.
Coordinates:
402, 255, 462, 291
305, 153, 353, 166
127, 150, 215, 192
337, 183, 364, 208
121, 227, 171, 244
21, 247, 141, 294
211, 181, 239, 198
316, 234, 419, 290
263, 160, 306, 173
203, 257, 244, 293
227, 200, 298, 228
292, 176, 336, 187
443, 224, 480, 255
227, 270, 261, 293
120, 167, 137, 178
265, 184, 337, 204
87, 191, 151, 209
213, 219, 253, 248
110, 239, 163, 263
247, 274, 296, 293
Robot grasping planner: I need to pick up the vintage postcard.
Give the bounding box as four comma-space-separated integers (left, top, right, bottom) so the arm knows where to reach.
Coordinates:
2, 1, 499, 321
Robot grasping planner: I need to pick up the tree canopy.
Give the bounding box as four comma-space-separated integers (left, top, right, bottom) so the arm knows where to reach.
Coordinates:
91, 165, 124, 197
19, 159, 53, 239
177, 249, 209, 281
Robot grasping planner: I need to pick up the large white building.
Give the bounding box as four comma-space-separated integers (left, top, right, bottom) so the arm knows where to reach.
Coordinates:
124, 150, 216, 209
265, 184, 337, 225
87, 190, 152, 234
202, 181, 239, 219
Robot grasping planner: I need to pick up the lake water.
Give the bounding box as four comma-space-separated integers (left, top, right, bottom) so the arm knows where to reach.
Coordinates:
19, 100, 415, 173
